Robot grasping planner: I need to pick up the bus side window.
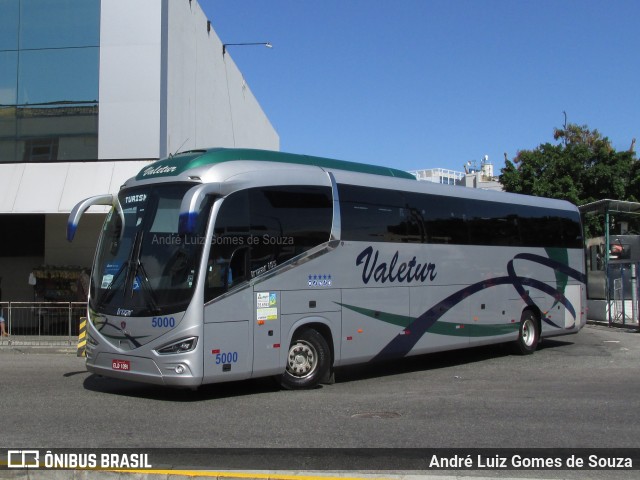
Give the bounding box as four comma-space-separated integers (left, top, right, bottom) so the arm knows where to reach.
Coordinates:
338, 185, 408, 242
249, 186, 332, 270
228, 246, 249, 288
205, 191, 250, 302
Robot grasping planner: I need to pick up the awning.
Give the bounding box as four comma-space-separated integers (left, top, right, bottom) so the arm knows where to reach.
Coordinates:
0, 161, 153, 213
579, 199, 640, 216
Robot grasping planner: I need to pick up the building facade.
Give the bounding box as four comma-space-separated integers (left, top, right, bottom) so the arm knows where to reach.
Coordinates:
0, 0, 279, 301
411, 158, 503, 191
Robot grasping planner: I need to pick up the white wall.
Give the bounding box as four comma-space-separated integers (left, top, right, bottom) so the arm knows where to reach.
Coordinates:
164, 1, 279, 155
98, 0, 163, 159
0, 161, 151, 213
99, 0, 278, 160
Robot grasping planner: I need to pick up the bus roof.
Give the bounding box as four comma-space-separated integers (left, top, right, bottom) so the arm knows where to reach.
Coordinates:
135, 148, 416, 181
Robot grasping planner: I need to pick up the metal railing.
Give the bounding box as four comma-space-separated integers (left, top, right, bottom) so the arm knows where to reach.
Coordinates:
0, 301, 86, 346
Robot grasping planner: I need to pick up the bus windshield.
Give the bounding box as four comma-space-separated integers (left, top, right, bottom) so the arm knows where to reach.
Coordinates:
90, 183, 213, 317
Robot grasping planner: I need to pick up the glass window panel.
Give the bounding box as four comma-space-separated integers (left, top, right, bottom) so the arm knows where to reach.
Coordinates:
19, 0, 100, 50
18, 47, 98, 105
409, 193, 468, 245
0, 0, 19, 51
0, 50, 18, 105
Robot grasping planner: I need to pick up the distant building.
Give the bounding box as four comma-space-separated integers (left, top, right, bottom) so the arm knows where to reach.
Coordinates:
0, 0, 278, 301
409, 168, 464, 185
410, 156, 503, 191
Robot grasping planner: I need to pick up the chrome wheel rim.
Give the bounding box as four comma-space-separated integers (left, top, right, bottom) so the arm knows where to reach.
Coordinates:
286, 340, 317, 378
522, 318, 536, 347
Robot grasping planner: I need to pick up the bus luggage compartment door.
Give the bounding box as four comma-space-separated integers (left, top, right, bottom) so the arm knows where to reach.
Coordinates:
202, 321, 251, 383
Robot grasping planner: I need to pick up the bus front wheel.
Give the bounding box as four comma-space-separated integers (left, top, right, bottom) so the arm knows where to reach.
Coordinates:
279, 328, 330, 390
515, 310, 539, 355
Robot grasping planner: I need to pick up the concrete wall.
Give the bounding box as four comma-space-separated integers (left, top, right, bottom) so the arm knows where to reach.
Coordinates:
164, 1, 279, 155
98, 0, 163, 159
98, 0, 279, 160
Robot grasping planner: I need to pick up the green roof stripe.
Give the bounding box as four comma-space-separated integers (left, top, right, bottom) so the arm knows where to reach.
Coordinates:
136, 148, 416, 181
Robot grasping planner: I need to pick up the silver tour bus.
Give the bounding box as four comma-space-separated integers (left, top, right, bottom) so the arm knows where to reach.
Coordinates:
68, 148, 586, 389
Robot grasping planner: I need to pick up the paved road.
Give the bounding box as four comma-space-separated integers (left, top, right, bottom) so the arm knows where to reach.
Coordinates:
1, 324, 638, 478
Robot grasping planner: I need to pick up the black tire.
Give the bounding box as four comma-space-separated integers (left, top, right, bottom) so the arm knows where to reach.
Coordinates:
515, 310, 539, 355
279, 328, 330, 390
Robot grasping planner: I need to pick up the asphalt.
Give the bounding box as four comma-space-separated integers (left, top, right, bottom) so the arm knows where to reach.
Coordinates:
1, 322, 638, 480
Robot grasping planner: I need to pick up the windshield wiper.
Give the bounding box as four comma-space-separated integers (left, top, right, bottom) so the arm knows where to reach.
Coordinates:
132, 259, 161, 315
95, 229, 141, 311
125, 230, 144, 295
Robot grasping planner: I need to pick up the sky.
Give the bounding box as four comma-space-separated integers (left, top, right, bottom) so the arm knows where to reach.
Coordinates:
203, 0, 639, 175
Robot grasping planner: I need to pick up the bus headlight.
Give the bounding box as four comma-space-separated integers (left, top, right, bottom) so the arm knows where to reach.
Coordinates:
155, 337, 198, 355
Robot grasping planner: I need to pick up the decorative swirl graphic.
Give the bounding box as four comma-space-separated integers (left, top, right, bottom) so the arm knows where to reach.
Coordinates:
343, 253, 586, 361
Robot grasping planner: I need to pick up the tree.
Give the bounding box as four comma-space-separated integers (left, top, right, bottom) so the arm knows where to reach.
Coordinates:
500, 123, 637, 237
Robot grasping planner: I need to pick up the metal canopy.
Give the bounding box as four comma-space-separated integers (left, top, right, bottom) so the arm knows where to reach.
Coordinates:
580, 199, 640, 216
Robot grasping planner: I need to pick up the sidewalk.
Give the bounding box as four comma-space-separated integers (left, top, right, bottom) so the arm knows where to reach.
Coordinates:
0, 334, 78, 354
1, 322, 637, 355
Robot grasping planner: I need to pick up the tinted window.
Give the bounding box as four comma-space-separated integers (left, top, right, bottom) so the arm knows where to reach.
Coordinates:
0, 0, 19, 50
18, 48, 99, 104
339, 184, 582, 249
405, 192, 469, 245
466, 201, 521, 246
19, 0, 100, 50
250, 186, 332, 269
1, 0, 100, 162
0, 51, 17, 105
517, 207, 583, 249
206, 191, 251, 302
206, 186, 333, 301
339, 185, 414, 243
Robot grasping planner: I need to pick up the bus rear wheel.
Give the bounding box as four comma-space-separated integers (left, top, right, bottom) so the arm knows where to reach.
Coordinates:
279, 328, 330, 390
515, 310, 539, 355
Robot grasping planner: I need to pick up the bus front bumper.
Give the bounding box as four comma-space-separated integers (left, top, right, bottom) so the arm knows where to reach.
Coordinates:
86, 352, 203, 388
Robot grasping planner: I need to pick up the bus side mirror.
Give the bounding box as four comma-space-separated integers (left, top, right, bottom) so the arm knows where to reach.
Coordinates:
67, 194, 115, 242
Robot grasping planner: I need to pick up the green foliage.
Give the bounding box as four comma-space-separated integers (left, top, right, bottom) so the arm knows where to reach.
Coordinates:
500, 124, 637, 237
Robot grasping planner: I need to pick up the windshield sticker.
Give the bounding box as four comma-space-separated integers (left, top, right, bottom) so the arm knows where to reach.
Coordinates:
101, 274, 114, 289
101, 263, 121, 289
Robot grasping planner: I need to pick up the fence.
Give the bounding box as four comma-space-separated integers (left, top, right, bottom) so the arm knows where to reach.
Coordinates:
0, 301, 85, 346
607, 262, 640, 328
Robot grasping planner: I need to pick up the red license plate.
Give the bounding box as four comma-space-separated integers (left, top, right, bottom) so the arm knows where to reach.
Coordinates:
112, 359, 131, 371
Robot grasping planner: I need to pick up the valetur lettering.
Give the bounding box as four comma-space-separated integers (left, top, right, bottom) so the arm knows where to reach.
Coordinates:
356, 246, 437, 284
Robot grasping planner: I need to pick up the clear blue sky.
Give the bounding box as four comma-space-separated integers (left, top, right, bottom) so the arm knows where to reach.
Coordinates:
204, 0, 639, 174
